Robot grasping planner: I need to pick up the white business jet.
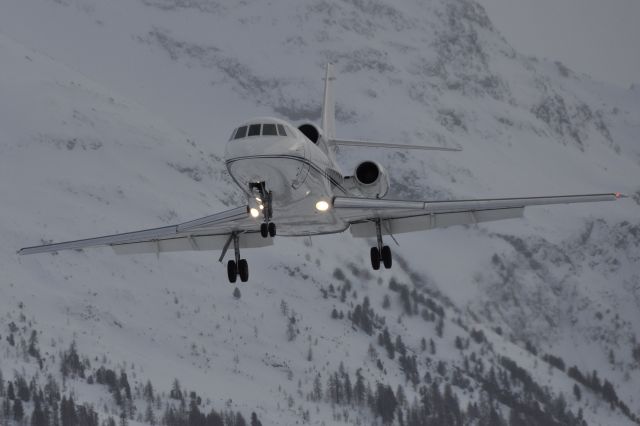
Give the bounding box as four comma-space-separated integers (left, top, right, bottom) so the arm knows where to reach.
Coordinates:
20, 64, 625, 282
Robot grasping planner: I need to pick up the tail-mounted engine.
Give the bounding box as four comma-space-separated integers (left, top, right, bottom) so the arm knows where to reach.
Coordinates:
298, 123, 321, 144
353, 161, 389, 198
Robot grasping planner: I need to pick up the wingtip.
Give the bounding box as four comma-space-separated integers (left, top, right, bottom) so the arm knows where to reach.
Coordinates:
614, 192, 628, 199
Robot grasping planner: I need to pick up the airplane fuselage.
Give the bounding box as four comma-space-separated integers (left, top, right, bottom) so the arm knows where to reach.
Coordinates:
224, 117, 350, 236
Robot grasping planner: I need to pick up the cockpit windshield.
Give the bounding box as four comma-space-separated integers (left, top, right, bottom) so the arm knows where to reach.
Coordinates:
231, 122, 289, 140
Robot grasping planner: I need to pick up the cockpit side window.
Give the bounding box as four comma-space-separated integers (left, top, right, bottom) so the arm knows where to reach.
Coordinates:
248, 124, 261, 137
262, 123, 277, 136
234, 126, 247, 139
276, 124, 287, 136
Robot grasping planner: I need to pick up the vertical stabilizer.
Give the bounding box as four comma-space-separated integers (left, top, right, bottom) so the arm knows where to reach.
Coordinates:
321, 63, 336, 139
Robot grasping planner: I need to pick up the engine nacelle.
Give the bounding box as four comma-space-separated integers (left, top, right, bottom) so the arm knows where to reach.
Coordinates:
298, 123, 322, 144
353, 161, 390, 198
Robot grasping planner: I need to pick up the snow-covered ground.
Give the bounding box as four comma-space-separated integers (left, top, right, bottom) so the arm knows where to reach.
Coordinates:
1, 0, 639, 424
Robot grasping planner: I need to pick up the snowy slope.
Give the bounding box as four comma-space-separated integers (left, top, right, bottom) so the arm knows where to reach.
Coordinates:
1, 0, 639, 425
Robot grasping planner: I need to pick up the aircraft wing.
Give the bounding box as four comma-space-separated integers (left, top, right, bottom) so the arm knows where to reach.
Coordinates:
333, 193, 624, 238
18, 205, 272, 256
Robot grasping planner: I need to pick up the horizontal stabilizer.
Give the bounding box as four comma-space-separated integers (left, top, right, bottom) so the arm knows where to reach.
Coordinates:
330, 138, 461, 151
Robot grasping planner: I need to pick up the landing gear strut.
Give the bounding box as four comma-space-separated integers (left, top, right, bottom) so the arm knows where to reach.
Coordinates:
250, 182, 276, 238
223, 232, 249, 283
370, 219, 392, 270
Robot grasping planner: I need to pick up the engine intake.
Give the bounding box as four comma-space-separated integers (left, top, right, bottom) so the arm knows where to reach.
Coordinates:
353, 161, 389, 198
298, 123, 320, 144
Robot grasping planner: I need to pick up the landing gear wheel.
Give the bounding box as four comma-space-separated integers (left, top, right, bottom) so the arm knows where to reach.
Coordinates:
268, 222, 276, 237
381, 245, 392, 269
370, 247, 381, 270
227, 260, 237, 283
238, 259, 249, 282
260, 223, 269, 238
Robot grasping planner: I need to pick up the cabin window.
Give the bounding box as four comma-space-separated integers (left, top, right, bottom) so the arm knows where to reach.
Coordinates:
262, 123, 278, 136
277, 124, 287, 136
234, 126, 247, 139
248, 124, 261, 137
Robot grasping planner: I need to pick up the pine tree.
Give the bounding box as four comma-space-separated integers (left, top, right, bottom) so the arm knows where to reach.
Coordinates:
395, 335, 406, 356
13, 399, 24, 422
2, 398, 11, 420
250, 412, 262, 426
7, 382, 14, 400
312, 374, 323, 402
375, 383, 397, 425
436, 317, 444, 338
31, 396, 47, 426
143, 380, 154, 403
573, 383, 582, 401
0, 368, 3, 397
344, 373, 352, 405
119, 372, 132, 400
354, 369, 366, 406
170, 379, 182, 400
145, 404, 156, 425
235, 412, 247, 426
382, 294, 390, 309
286, 319, 296, 341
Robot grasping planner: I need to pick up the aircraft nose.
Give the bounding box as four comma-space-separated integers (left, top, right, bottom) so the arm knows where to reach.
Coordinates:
224, 134, 303, 162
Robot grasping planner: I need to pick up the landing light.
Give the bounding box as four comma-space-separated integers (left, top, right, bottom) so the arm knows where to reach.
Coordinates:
250, 208, 260, 218
315, 200, 330, 212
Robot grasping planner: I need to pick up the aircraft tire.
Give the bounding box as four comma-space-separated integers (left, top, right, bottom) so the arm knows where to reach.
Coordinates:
260, 223, 269, 238
381, 245, 392, 269
268, 222, 276, 237
227, 260, 237, 283
238, 259, 249, 282
370, 247, 381, 270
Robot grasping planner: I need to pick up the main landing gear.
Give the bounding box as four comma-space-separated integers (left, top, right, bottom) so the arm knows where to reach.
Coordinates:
222, 232, 249, 283
250, 182, 276, 238
370, 219, 392, 270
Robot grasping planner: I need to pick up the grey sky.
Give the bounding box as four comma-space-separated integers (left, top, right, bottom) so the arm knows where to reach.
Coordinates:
478, 0, 640, 88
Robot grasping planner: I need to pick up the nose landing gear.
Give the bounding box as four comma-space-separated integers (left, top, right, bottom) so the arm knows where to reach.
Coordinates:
251, 182, 276, 238
370, 219, 392, 270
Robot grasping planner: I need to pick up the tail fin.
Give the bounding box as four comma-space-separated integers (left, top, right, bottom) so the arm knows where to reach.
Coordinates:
321, 63, 336, 139
321, 64, 460, 153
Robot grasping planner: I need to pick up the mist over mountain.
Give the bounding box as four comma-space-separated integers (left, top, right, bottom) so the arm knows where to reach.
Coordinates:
0, 0, 639, 425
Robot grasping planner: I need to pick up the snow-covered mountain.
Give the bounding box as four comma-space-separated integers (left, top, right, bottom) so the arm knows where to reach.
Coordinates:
0, 0, 639, 425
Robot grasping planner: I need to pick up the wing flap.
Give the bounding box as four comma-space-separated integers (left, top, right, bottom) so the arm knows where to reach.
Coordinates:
349, 207, 524, 238
112, 232, 273, 255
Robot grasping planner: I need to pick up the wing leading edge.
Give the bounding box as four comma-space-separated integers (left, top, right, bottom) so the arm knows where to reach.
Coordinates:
333, 193, 624, 238
18, 205, 270, 256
